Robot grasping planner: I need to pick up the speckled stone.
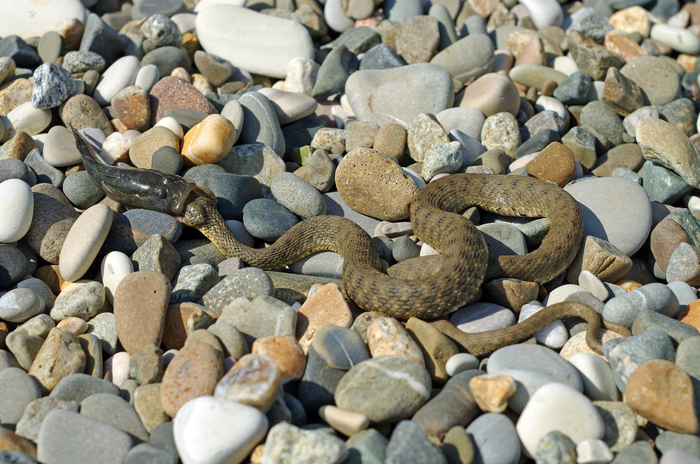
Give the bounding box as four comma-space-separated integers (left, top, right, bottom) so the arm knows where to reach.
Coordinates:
113, 271, 171, 355
59, 94, 114, 136
160, 342, 223, 417
335, 147, 419, 221
28, 328, 85, 393
149, 76, 212, 126
216, 143, 286, 189
480, 112, 521, 158
31, 63, 75, 109
131, 234, 181, 281
50, 281, 105, 322
385, 420, 447, 464
104, 209, 182, 256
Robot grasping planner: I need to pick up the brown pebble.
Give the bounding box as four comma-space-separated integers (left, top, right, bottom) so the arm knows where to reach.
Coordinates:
604, 30, 648, 63
524, 142, 576, 187
28, 328, 86, 394
0, 427, 36, 459
373, 123, 407, 160
514, 36, 547, 67
541, 80, 558, 97
56, 317, 88, 335
149, 76, 213, 126
59, 94, 114, 135
160, 342, 223, 417
181, 114, 236, 167
113, 271, 171, 354
214, 353, 281, 413
0, 78, 33, 118
601, 67, 645, 117
295, 283, 353, 352
134, 383, 169, 433
4, 131, 37, 161
405, 317, 458, 383
112, 85, 151, 132
128, 126, 180, 169
481, 278, 540, 313
566, 235, 633, 284
251, 334, 306, 383
335, 147, 420, 221
34, 265, 65, 295
625, 359, 699, 434
650, 217, 690, 272
469, 374, 517, 413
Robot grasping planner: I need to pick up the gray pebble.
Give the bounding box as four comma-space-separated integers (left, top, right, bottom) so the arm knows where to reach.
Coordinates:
85, 312, 119, 357
0, 159, 30, 184
271, 172, 326, 219
666, 242, 700, 286
124, 443, 178, 464
238, 91, 286, 157
80, 393, 149, 442
656, 431, 700, 457
62, 170, 104, 209
0, 368, 41, 426
207, 322, 249, 360
36, 410, 134, 464
535, 430, 577, 464
0, 244, 28, 289
16, 397, 79, 443
140, 46, 190, 78
677, 337, 700, 381
4, 331, 43, 371
632, 310, 699, 345
32, 63, 75, 109
602, 282, 679, 328
642, 160, 693, 204
487, 344, 582, 413
392, 236, 420, 262
49, 373, 120, 403
603, 328, 675, 393
151, 146, 182, 175
478, 222, 528, 258
217, 295, 295, 347
667, 280, 697, 315
0, 451, 39, 464
104, 209, 182, 256
170, 263, 220, 305
24, 149, 64, 187
579, 101, 624, 146
200, 267, 275, 315
359, 43, 406, 70
0, 288, 44, 323
202, 173, 261, 221
242, 198, 299, 241
288, 251, 344, 279
141, 14, 183, 48
385, 420, 447, 464
553, 71, 593, 106
62, 51, 106, 74
467, 413, 520, 464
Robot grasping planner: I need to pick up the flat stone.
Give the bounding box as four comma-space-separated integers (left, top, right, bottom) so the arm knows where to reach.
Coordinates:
114, 271, 171, 354
620, 56, 680, 106
345, 63, 454, 127
149, 76, 212, 127
28, 328, 85, 394
58, 204, 112, 282
430, 33, 494, 84
195, 4, 314, 79
237, 92, 285, 157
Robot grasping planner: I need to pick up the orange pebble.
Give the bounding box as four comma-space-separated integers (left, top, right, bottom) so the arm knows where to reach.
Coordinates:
616, 279, 643, 291
679, 299, 700, 332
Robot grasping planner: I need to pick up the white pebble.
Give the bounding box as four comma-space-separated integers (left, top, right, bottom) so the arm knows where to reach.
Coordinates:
155, 116, 184, 140
576, 438, 614, 464
99, 132, 132, 164
568, 352, 620, 402
578, 270, 609, 301
101, 251, 134, 305
0, 179, 33, 243
104, 351, 130, 387
542, 284, 590, 305
519, 302, 569, 349
445, 353, 479, 376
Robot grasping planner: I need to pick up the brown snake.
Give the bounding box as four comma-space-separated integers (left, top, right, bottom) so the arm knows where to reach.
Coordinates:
181, 173, 630, 354
72, 129, 629, 355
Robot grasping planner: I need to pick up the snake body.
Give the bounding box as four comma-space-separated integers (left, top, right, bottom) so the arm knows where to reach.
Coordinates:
73, 129, 630, 355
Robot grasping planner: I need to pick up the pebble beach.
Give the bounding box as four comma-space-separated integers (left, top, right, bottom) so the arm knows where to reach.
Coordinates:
1, 0, 700, 462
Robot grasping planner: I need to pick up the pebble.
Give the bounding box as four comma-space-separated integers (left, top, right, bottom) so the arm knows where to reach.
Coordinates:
0, 179, 33, 243
28, 328, 85, 393
620, 56, 680, 106
196, 4, 314, 79
345, 63, 454, 127
57, 204, 112, 282
467, 413, 520, 464
0, 288, 44, 324
173, 396, 267, 464
263, 422, 348, 463
602, 282, 679, 328
217, 143, 286, 190
335, 356, 431, 424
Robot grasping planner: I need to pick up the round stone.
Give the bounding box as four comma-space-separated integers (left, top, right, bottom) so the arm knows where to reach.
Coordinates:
0, 288, 44, 323
242, 199, 299, 241
270, 172, 326, 219
458, 72, 520, 117
564, 177, 652, 256
181, 114, 236, 167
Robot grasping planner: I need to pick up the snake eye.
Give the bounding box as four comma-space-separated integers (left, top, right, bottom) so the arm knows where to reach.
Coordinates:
156, 188, 167, 199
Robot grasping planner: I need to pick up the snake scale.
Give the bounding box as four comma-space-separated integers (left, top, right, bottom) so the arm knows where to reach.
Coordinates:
73, 129, 630, 355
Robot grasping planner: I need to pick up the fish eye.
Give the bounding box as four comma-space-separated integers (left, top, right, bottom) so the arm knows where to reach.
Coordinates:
156, 188, 167, 199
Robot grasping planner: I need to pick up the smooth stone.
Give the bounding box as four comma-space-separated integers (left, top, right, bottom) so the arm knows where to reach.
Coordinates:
134, 65, 159, 94
58, 204, 112, 282
466, 413, 520, 464
49, 373, 119, 403
62, 171, 103, 209
237, 92, 285, 157
620, 56, 680, 106
201, 173, 260, 222
488, 342, 583, 413
0, 0, 86, 40
579, 100, 625, 147
0, 368, 41, 425
457, 72, 520, 117
93, 56, 141, 108
180, 114, 235, 167
0, 288, 44, 324
0, 36, 40, 68
196, 4, 314, 79
80, 393, 148, 442
436, 107, 485, 140
16, 397, 79, 444
173, 396, 267, 464
564, 177, 652, 256
335, 356, 431, 424
257, 88, 317, 126
345, 63, 454, 127
79, 13, 124, 66
113, 272, 170, 354
0, 179, 32, 243
59, 95, 112, 136
480, 112, 521, 158
62, 51, 105, 74
430, 33, 494, 84
202, 270, 277, 316
41, 127, 82, 167
651, 23, 700, 54
3, 102, 51, 139
131, 0, 187, 18
160, 342, 223, 417
37, 410, 132, 464
23, 149, 64, 187
516, 382, 604, 458
568, 352, 620, 402
263, 423, 348, 463
104, 209, 181, 256
602, 282, 679, 328
509, 64, 568, 90
242, 198, 299, 241
385, 420, 446, 464
270, 172, 326, 219
216, 143, 286, 190
140, 46, 190, 79
518, 303, 568, 349
449, 302, 516, 333
632, 309, 699, 345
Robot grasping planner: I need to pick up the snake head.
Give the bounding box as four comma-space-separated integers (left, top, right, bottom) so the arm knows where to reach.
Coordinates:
181, 194, 215, 228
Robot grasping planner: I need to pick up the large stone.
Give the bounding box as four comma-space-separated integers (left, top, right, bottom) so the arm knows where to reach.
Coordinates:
195, 4, 314, 79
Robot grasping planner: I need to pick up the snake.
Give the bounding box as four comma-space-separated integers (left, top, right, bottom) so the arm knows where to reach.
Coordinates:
72, 128, 630, 355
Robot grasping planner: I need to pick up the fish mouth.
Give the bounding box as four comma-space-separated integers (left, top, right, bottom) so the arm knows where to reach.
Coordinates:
170, 184, 198, 215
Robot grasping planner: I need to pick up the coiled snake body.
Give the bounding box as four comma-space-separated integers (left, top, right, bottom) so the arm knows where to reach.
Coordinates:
73, 129, 630, 355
